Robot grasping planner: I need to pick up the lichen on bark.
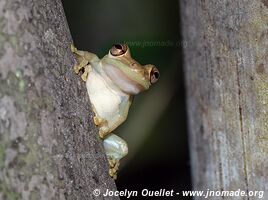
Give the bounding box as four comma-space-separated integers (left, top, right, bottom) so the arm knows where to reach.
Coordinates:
180, 0, 268, 198
0, 0, 118, 199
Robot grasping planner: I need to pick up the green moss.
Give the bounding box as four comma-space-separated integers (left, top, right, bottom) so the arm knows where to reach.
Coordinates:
0, 17, 5, 58
18, 80, 25, 93
9, 35, 18, 50
0, 17, 20, 57
15, 69, 23, 78
30, 190, 40, 200
0, 71, 57, 195
245, 5, 268, 69
42, 94, 54, 112
0, 144, 5, 168
0, 72, 29, 113
0, 182, 20, 200
15, 69, 25, 93
254, 74, 268, 132
18, 118, 40, 175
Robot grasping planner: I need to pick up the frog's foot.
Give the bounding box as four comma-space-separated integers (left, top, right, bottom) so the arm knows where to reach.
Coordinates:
73, 62, 91, 82
103, 134, 128, 179
108, 158, 120, 180
71, 44, 88, 66
93, 116, 105, 126
81, 65, 91, 81
93, 116, 110, 138
74, 59, 87, 72
71, 44, 93, 82
99, 127, 110, 139
70, 44, 77, 54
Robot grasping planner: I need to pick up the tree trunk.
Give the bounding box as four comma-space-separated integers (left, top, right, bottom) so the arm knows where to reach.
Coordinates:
0, 0, 118, 199
180, 0, 268, 199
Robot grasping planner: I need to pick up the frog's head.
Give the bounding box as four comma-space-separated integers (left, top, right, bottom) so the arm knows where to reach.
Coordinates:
102, 44, 160, 95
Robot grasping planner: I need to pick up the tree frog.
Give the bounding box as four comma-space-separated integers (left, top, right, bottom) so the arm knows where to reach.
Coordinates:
71, 44, 159, 179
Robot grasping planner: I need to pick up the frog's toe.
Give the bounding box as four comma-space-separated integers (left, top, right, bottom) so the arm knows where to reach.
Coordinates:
108, 158, 119, 180
93, 116, 106, 126
70, 44, 77, 53
73, 59, 88, 72
93, 116, 100, 125
109, 170, 117, 180
99, 127, 110, 139
74, 64, 80, 74
103, 134, 128, 179
81, 72, 88, 81
93, 117, 109, 138
81, 65, 91, 82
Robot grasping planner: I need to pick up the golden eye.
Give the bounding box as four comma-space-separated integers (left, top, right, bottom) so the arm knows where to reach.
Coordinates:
150, 67, 160, 84
110, 44, 127, 56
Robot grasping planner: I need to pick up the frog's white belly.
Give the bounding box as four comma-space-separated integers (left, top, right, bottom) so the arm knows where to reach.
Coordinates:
86, 70, 126, 123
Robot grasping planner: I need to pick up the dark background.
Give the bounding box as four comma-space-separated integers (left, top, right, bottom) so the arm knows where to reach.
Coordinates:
62, 0, 191, 199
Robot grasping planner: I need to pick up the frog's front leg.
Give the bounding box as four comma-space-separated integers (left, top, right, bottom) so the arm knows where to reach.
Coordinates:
94, 97, 133, 138
91, 106, 110, 138
103, 134, 128, 179
72, 63, 91, 82
71, 44, 99, 63
71, 44, 98, 81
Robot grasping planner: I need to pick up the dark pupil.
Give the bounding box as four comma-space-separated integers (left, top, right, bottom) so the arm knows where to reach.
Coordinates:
153, 71, 159, 79
114, 44, 122, 49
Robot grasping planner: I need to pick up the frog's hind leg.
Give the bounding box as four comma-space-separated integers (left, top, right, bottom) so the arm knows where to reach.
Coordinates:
103, 134, 128, 179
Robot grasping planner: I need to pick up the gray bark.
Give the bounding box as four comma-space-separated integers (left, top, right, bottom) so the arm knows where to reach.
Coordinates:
0, 0, 118, 199
181, 0, 268, 199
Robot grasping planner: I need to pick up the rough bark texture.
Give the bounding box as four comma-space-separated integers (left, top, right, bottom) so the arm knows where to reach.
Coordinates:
181, 0, 268, 199
0, 0, 118, 199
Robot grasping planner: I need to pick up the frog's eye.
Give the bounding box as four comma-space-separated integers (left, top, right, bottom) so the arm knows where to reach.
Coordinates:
110, 44, 127, 56
150, 67, 160, 84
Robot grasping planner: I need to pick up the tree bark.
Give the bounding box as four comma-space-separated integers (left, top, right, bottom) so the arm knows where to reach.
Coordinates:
0, 0, 118, 199
180, 0, 268, 199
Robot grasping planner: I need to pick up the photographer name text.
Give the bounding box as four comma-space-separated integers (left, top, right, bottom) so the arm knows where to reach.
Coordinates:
103, 189, 173, 198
